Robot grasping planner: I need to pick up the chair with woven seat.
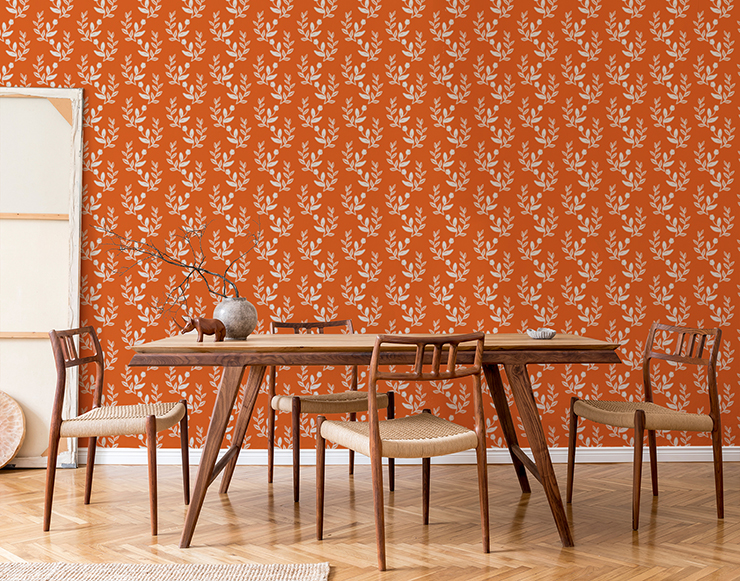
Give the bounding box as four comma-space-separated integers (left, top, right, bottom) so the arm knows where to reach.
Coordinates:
316, 332, 490, 571
566, 321, 723, 530
45, 326, 190, 535
266, 319, 395, 502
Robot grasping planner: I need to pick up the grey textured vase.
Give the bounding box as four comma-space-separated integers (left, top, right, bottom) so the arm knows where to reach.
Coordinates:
213, 297, 258, 340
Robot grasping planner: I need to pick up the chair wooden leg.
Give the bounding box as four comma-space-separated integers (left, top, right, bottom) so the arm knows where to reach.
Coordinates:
420, 408, 431, 523
370, 442, 386, 571
422, 458, 430, 525
475, 439, 490, 554
43, 432, 61, 532
84, 436, 98, 505
471, 371, 490, 554
632, 410, 645, 531
566, 396, 579, 504
387, 391, 395, 492
349, 412, 356, 476
267, 366, 276, 484
292, 397, 301, 503
146, 415, 158, 536
711, 426, 724, 519
647, 429, 658, 497
316, 415, 326, 540
179, 400, 190, 505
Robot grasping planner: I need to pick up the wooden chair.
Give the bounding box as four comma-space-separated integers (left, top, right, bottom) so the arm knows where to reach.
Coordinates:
316, 332, 490, 571
267, 319, 395, 502
567, 322, 723, 530
45, 326, 190, 535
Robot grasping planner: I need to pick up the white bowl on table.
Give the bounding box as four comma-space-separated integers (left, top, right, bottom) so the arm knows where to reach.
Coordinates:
526, 328, 556, 340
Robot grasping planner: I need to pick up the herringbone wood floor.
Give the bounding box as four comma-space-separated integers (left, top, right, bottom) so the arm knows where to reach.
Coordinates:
1, 461, 738, 579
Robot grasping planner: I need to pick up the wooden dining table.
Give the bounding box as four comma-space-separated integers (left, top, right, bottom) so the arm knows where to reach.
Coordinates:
129, 332, 621, 548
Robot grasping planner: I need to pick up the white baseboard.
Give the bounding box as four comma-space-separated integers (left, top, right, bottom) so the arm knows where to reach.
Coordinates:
75, 446, 740, 467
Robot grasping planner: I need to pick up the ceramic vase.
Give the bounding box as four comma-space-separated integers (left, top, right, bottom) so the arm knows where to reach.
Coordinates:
213, 297, 258, 340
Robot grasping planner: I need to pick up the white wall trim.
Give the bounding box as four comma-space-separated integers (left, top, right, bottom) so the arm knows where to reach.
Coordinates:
75, 446, 740, 467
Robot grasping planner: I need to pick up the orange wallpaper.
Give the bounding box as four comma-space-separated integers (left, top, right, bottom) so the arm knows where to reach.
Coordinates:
4, 0, 737, 451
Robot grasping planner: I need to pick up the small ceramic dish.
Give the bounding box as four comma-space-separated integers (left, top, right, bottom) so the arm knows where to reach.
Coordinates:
526, 327, 556, 340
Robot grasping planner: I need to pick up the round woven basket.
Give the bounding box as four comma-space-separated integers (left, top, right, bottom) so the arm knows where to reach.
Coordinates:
0, 390, 25, 468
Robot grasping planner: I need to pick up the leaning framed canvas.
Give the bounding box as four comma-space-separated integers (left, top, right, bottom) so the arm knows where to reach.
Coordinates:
0, 87, 83, 468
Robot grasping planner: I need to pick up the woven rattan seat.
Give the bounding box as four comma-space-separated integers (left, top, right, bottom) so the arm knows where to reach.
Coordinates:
573, 400, 713, 432
45, 327, 189, 536
271, 391, 390, 415
321, 413, 478, 459
567, 322, 723, 531
316, 332, 490, 571
60, 402, 187, 438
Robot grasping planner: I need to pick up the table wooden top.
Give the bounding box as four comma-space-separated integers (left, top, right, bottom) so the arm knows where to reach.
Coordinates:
131, 332, 620, 354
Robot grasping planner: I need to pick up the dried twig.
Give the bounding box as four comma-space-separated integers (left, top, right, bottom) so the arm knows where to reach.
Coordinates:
96, 220, 260, 316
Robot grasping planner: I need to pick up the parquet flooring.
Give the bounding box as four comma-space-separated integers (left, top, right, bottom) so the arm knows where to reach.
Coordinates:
1, 461, 739, 579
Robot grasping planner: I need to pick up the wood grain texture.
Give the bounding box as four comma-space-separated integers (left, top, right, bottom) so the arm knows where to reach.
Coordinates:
128, 334, 622, 370
179, 365, 246, 548
218, 366, 267, 495
2, 462, 737, 579
505, 363, 573, 547
131, 332, 620, 355
0, 332, 50, 339
0, 213, 69, 221
483, 365, 531, 494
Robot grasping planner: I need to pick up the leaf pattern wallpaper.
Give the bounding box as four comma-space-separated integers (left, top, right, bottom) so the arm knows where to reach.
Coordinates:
3, 0, 737, 452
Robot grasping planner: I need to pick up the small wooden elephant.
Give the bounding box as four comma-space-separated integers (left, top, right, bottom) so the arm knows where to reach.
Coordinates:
181, 316, 226, 342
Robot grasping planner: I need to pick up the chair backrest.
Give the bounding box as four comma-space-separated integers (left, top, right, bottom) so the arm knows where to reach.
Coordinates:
270, 319, 355, 335
48, 327, 105, 430
366, 332, 485, 421
370, 332, 485, 382
270, 319, 357, 389
643, 322, 722, 418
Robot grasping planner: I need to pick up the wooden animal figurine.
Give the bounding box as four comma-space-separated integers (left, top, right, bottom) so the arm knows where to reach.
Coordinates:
181, 316, 226, 342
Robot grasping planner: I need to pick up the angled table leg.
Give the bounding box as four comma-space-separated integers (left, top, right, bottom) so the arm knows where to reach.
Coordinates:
180, 364, 246, 548
219, 365, 267, 494
504, 363, 574, 547
483, 364, 531, 494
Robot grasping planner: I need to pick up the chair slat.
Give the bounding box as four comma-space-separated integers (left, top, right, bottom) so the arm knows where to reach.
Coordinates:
687, 333, 697, 358
696, 334, 706, 358
431, 344, 442, 375
676, 332, 686, 356
448, 344, 459, 374
63, 335, 78, 362
413, 345, 424, 377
